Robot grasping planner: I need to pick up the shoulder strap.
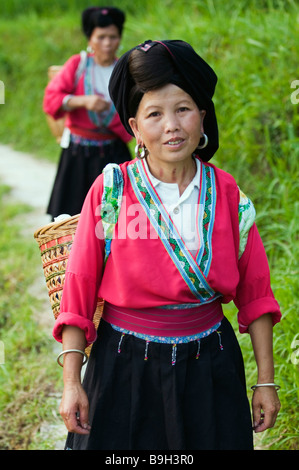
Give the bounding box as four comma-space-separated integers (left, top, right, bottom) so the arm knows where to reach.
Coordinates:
238, 188, 256, 258
101, 163, 124, 263
74, 50, 88, 88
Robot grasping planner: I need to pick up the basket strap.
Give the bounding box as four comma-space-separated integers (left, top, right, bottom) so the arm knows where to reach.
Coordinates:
101, 163, 124, 263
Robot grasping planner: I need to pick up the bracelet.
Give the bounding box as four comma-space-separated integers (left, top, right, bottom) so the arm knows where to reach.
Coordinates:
251, 383, 281, 391
57, 349, 88, 367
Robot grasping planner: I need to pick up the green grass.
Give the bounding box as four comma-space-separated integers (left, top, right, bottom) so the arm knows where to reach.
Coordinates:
0, 0, 298, 450
0, 185, 63, 450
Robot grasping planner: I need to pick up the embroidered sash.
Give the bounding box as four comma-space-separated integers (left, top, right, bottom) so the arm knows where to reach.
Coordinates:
127, 159, 219, 303
84, 55, 117, 131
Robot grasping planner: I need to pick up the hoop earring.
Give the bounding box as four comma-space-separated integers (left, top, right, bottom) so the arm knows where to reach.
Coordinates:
135, 143, 146, 159
197, 133, 208, 150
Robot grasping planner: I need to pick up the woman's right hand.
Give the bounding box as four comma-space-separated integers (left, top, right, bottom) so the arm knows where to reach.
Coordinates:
60, 326, 91, 434
83, 95, 110, 113
65, 94, 110, 113
59, 381, 91, 435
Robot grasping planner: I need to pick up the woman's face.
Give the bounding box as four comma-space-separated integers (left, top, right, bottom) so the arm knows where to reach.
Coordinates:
88, 25, 121, 66
129, 84, 205, 169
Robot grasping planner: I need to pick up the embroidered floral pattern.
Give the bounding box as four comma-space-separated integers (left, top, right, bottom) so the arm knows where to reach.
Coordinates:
238, 189, 256, 258
101, 164, 124, 262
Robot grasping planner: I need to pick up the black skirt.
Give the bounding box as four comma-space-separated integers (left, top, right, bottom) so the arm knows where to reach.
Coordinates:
47, 139, 131, 219
65, 317, 254, 450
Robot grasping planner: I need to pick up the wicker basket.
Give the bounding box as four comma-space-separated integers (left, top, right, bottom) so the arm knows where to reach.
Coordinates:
46, 65, 66, 144
34, 214, 104, 356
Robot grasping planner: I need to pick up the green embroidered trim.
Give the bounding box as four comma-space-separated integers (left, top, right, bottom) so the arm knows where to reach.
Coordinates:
238, 189, 256, 258
197, 165, 216, 275
128, 160, 216, 302
101, 163, 124, 262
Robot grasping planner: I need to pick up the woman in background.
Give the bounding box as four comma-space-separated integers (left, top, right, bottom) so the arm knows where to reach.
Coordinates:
43, 6, 131, 220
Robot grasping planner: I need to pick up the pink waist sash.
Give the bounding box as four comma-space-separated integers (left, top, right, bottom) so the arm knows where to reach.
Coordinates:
102, 299, 224, 338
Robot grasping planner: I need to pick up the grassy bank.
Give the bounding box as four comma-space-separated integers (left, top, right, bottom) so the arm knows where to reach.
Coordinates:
0, 0, 298, 450
0, 185, 63, 449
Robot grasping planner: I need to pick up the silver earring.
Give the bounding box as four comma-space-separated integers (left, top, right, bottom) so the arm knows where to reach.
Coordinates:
197, 133, 208, 149
135, 143, 146, 159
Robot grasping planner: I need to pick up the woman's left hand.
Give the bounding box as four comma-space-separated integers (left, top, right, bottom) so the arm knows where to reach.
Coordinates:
251, 386, 281, 433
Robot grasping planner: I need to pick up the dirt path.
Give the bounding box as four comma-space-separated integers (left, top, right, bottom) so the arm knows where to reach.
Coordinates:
0, 144, 56, 327
0, 144, 55, 228
0, 143, 67, 449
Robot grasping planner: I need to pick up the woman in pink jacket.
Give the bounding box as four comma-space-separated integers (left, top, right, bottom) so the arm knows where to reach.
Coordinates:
43, 7, 131, 220
54, 40, 281, 450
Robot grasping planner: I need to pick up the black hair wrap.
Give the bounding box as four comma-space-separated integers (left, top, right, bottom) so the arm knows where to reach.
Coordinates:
82, 6, 125, 38
109, 40, 219, 162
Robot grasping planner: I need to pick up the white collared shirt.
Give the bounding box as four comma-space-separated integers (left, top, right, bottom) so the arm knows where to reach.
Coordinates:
144, 159, 201, 255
